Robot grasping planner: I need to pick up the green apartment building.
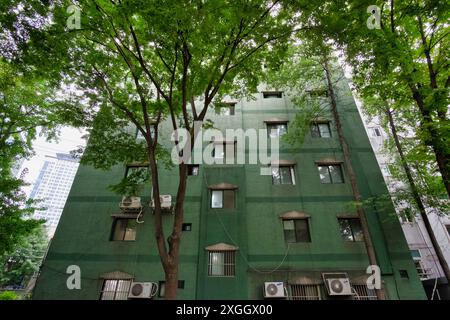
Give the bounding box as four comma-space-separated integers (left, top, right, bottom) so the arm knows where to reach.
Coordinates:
33, 72, 427, 300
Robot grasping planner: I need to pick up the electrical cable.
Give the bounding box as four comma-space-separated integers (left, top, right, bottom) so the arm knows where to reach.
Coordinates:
203, 168, 292, 274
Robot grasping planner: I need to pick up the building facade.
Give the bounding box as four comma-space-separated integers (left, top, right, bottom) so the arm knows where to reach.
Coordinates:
361, 113, 450, 300
33, 73, 426, 300
29, 153, 80, 237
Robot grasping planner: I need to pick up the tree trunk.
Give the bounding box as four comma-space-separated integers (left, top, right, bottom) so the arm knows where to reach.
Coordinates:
323, 60, 385, 299
408, 83, 450, 199
164, 270, 179, 300
386, 108, 450, 283
164, 163, 188, 299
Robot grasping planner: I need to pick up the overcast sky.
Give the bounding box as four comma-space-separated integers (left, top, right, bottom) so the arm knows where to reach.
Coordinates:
20, 127, 86, 197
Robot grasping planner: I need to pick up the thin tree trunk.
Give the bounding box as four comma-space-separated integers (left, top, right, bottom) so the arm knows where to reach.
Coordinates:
408, 83, 450, 198
386, 108, 450, 283
164, 163, 188, 299
323, 60, 385, 299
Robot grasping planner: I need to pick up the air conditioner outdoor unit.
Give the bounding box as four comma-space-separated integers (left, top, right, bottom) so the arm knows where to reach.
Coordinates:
120, 196, 142, 210
128, 282, 158, 299
263, 282, 286, 298
151, 195, 172, 210
325, 278, 352, 296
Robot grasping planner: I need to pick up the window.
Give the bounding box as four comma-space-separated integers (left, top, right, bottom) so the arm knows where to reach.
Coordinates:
182, 223, 192, 231
352, 284, 377, 300
283, 219, 311, 243
100, 279, 132, 300
338, 218, 363, 242
211, 190, 235, 209
413, 260, 428, 279
263, 91, 282, 98
399, 208, 415, 223
125, 164, 149, 183
410, 250, 421, 259
317, 165, 344, 183
212, 142, 236, 163
371, 127, 382, 137
187, 165, 199, 176
307, 89, 328, 97
411, 250, 429, 280
208, 251, 235, 277
158, 280, 185, 298
215, 103, 235, 116
111, 218, 137, 241
399, 270, 409, 279
267, 123, 287, 138
272, 166, 295, 185
311, 122, 331, 138
290, 284, 322, 300
380, 164, 391, 176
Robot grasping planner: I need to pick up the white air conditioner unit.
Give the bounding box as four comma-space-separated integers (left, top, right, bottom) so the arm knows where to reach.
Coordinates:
263, 282, 286, 298
128, 282, 157, 299
325, 278, 352, 296
151, 195, 172, 210
120, 196, 142, 210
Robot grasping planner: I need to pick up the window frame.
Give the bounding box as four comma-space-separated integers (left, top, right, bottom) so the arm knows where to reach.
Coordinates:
282, 218, 311, 243
352, 284, 377, 300
267, 122, 288, 138
187, 164, 199, 176
182, 223, 192, 231
210, 189, 235, 209
215, 103, 236, 116
207, 250, 236, 277
317, 164, 344, 184
290, 284, 322, 300
110, 218, 137, 241
311, 122, 331, 138
371, 127, 382, 137
272, 165, 296, 185
338, 218, 364, 242
99, 279, 132, 300
263, 91, 283, 99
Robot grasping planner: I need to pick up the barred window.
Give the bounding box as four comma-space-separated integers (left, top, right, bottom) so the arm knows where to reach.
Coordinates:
290, 284, 322, 300
100, 279, 132, 300
208, 251, 235, 277
352, 284, 377, 300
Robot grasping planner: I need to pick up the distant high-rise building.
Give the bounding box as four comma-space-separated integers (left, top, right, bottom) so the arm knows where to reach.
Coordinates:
29, 153, 79, 237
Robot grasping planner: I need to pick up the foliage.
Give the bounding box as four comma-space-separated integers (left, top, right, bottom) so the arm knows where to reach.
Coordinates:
0, 226, 48, 288
0, 290, 18, 300
301, 0, 449, 197
17, 0, 301, 298
0, 0, 91, 256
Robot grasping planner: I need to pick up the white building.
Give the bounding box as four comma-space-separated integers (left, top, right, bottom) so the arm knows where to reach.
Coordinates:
29, 153, 79, 237
358, 108, 450, 300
